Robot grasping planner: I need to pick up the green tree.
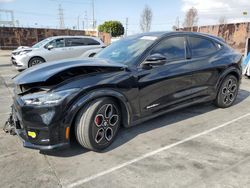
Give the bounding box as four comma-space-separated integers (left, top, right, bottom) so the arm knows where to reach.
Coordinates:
98, 21, 125, 37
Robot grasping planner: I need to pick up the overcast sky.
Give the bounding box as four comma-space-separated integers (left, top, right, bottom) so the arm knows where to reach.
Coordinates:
0, 0, 250, 35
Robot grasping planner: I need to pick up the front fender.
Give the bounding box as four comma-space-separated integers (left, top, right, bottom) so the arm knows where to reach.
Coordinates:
63, 89, 133, 129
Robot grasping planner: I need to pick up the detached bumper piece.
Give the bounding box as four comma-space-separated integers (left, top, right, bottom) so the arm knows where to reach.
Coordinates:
3, 107, 16, 135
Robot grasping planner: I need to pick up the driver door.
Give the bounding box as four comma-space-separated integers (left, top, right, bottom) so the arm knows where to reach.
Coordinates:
137, 35, 196, 117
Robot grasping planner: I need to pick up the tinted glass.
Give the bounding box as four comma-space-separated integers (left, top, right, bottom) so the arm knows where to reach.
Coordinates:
45, 38, 65, 48
151, 37, 186, 60
65, 38, 85, 47
96, 35, 157, 65
188, 36, 217, 57
84, 38, 100, 45
65, 38, 100, 46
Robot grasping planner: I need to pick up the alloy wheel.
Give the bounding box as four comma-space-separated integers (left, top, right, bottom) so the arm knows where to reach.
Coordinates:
30, 58, 43, 67
221, 78, 238, 105
93, 104, 119, 144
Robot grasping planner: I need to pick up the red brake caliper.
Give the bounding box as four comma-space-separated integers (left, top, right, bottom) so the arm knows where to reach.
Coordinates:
95, 115, 101, 126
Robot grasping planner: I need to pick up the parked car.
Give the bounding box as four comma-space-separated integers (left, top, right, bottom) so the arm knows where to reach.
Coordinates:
79, 47, 103, 58
11, 36, 105, 70
9, 32, 242, 151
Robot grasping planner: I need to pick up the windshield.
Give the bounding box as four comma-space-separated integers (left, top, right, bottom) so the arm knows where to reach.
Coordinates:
32, 38, 51, 48
95, 35, 158, 65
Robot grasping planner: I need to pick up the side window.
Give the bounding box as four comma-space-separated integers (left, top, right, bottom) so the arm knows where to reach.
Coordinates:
188, 36, 217, 58
45, 38, 65, 48
151, 37, 186, 60
65, 38, 100, 47
65, 38, 85, 47
84, 38, 100, 45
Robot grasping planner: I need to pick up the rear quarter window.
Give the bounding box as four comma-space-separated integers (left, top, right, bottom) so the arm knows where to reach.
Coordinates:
84, 38, 100, 45
188, 36, 218, 58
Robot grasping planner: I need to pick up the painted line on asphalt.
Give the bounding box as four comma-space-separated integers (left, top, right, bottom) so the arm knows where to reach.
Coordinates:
66, 112, 250, 188
0, 112, 10, 115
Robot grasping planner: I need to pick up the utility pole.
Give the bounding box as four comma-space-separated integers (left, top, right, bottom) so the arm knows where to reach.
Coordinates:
58, 4, 65, 29
125, 17, 128, 37
77, 15, 80, 30
82, 20, 85, 30
176, 16, 180, 30
92, 0, 95, 30
84, 11, 88, 30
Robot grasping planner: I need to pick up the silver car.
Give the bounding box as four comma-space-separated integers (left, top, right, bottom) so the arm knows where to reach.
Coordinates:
11, 36, 105, 70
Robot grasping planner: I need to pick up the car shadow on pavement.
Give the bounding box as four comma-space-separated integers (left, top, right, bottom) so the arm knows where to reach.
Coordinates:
41, 89, 250, 157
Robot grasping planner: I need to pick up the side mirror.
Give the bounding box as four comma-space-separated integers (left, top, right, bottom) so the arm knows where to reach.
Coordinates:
47, 45, 54, 50
142, 54, 166, 68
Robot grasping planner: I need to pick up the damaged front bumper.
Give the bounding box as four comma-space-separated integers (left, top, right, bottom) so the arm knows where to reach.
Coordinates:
15, 129, 69, 150
11, 54, 28, 70
7, 97, 70, 151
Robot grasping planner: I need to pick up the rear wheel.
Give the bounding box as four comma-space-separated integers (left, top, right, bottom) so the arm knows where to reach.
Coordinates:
75, 98, 121, 151
28, 57, 45, 67
215, 75, 239, 108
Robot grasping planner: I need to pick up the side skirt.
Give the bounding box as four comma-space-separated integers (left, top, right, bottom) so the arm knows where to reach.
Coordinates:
129, 95, 214, 127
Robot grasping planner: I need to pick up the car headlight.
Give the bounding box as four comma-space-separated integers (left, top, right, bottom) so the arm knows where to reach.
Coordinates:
19, 50, 32, 55
21, 88, 79, 106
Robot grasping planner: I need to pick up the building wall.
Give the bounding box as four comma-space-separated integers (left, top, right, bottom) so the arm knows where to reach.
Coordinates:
180, 22, 250, 54
0, 27, 111, 49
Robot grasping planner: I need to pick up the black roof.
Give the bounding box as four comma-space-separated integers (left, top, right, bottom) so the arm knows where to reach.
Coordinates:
130, 31, 225, 43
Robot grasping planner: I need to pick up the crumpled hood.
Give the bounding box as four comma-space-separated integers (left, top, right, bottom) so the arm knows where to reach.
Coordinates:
12, 47, 33, 54
17, 46, 30, 50
13, 58, 127, 85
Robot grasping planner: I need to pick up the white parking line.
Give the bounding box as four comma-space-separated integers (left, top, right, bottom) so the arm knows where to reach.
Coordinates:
66, 112, 250, 188
0, 112, 10, 115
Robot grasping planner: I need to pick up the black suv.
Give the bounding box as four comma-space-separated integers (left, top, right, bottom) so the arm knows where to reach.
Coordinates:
11, 32, 242, 151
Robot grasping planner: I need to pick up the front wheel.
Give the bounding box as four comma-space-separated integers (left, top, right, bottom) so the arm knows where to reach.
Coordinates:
215, 75, 239, 108
75, 98, 121, 151
28, 57, 45, 67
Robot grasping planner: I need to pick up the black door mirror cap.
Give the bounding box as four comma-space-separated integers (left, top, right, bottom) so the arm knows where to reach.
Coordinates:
142, 53, 167, 68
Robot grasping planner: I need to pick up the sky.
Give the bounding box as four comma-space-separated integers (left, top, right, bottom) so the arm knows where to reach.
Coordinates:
0, 0, 250, 35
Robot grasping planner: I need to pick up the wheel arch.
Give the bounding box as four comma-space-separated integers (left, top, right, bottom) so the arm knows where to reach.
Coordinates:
28, 56, 46, 67
66, 89, 133, 135
88, 53, 96, 57
216, 66, 241, 92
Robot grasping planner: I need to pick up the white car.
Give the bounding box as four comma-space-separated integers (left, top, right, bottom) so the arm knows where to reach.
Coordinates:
11, 36, 105, 70
79, 48, 103, 58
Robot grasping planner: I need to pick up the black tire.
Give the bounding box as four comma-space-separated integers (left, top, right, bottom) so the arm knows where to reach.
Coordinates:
75, 97, 121, 151
215, 75, 239, 108
28, 57, 45, 67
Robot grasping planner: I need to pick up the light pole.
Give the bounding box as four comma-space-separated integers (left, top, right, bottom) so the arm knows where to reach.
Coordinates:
92, 0, 95, 30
